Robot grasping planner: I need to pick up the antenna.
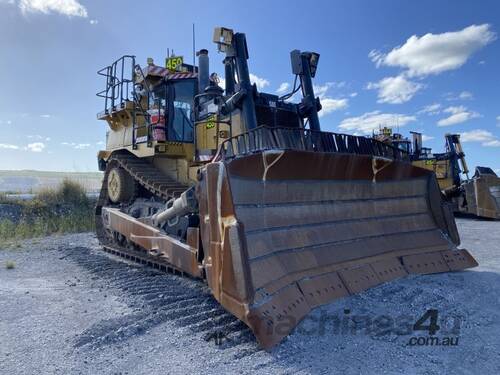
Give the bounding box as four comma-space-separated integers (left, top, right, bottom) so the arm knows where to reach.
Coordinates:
192, 23, 196, 68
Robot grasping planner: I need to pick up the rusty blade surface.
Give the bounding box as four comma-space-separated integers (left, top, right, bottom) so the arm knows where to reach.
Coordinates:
197, 150, 478, 349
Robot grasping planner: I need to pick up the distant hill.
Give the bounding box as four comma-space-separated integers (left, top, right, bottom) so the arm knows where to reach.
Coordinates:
0, 170, 103, 193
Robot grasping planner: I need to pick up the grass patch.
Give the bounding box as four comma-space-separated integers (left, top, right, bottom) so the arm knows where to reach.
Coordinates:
0, 192, 12, 204
36, 179, 90, 207
5, 260, 15, 269
0, 179, 95, 243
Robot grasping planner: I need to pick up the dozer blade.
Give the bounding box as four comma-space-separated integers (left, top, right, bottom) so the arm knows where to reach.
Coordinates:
197, 150, 478, 349
462, 167, 500, 219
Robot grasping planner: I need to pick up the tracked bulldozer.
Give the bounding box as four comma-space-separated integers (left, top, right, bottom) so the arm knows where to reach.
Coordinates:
375, 128, 500, 219
95, 27, 478, 349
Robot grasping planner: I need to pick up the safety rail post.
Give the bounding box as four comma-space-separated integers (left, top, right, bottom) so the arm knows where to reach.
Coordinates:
120, 57, 125, 106
131, 57, 137, 149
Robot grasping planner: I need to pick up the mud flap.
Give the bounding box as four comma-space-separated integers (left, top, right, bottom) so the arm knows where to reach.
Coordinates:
197, 150, 478, 349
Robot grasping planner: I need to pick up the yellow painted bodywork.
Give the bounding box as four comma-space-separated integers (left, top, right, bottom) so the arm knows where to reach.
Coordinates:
195, 115, 231, 151
96, 77, 222, 185
412, 159, 455, 191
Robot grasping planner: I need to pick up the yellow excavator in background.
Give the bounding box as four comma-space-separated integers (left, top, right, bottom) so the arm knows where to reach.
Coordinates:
374, 127, 500, 219
95, 27, 477, 349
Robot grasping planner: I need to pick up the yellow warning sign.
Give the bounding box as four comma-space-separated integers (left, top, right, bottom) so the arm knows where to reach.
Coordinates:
166, 56, 183, 71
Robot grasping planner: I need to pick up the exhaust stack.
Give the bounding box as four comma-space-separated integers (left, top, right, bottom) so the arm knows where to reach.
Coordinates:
197, 49, 209, 93
411, 131, 422, 157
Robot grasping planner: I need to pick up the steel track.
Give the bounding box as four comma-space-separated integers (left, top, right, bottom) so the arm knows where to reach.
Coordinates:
95, 151, 192, 275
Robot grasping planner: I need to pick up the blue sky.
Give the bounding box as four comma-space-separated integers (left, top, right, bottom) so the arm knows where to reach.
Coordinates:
0, 0, 499, 173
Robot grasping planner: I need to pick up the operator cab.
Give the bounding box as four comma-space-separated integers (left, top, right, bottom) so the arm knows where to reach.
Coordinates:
374, 127, 412, 153
149, 78, 196, 143
96, 55, 199, 157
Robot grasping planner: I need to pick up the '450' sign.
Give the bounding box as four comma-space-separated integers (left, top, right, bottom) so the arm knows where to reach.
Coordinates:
166, 56, 183, 71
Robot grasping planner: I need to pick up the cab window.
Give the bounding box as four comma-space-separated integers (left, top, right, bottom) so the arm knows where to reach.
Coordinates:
168, 79, 195, 142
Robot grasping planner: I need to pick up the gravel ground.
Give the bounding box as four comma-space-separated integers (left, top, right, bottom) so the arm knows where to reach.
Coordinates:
1, 218, 499, 375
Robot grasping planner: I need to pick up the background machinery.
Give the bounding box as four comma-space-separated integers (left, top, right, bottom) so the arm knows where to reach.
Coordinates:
375, 127, 500, 219
95, 27, 477, 349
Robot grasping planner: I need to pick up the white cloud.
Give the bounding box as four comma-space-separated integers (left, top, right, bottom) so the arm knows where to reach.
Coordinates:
312, 81, 347, 97
61, 142, 91, 149
0, 143, 19, 150
458, 91, 473, 100
313, 84, 329, 99
368, 50, 384, 66
28, 134, 50, 141
18, 0, 88, 17
276, 82, 290, 95
319, 98, 348, 117
26, 142, 45, 152
421, 135, 434, 142
40, 114, 51, 118
339, 111, 416, 134
370, 24, 495, 77
461, 129, 493, 142
313, 83, 334, 99
309, 82, 350, 116
460, 129, 500, 147
249, 73, 270, 90
0, 120, 12, 125
445, 91, 474, 101
89, 19, 98, 25
418, 103, 441, 115
350, 92, 358, 98
437, 106, 480, 126
484, 140, 500, 147
366, 75, 423, 104
74, 143, 90, 149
